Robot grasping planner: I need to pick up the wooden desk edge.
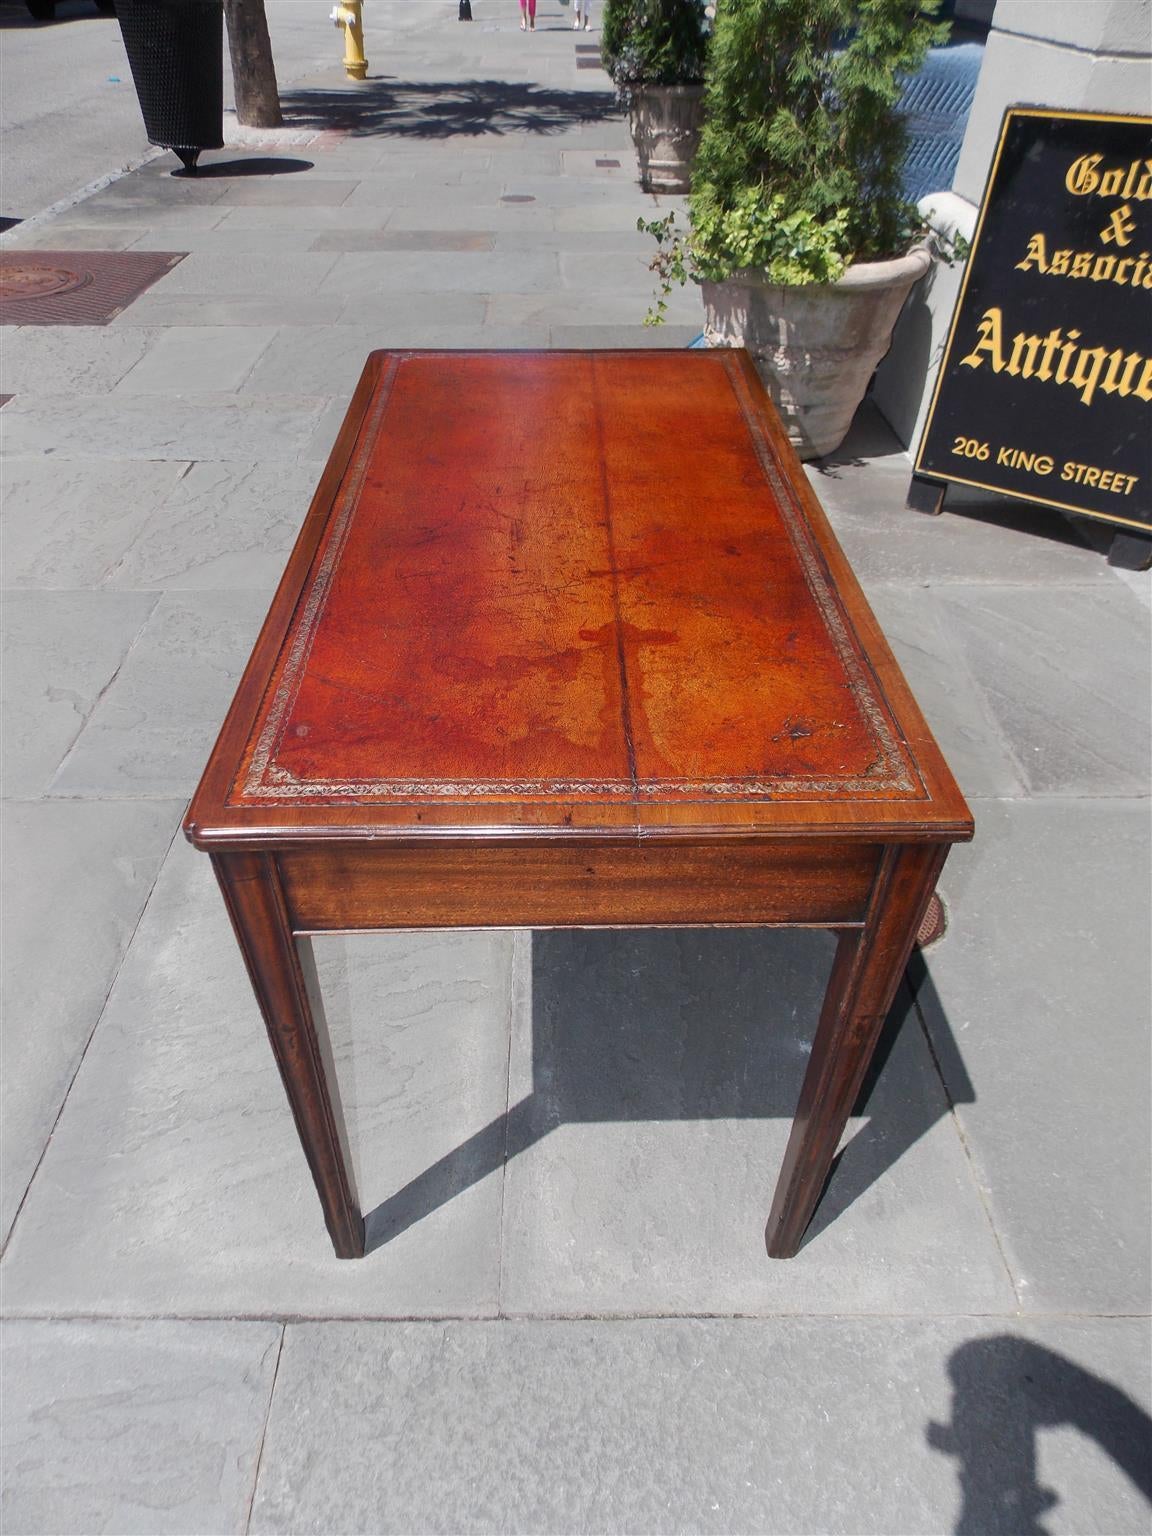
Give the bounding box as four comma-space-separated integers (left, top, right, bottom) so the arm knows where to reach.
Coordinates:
183, 817, 974, 852
184, 351, 387, 844
183, 349, 975, 853
727, 352, 972, 827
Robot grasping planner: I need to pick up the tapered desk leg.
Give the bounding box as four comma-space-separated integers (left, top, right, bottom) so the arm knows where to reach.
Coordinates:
213, 852, 365, 1259
765, 843, 948, 1259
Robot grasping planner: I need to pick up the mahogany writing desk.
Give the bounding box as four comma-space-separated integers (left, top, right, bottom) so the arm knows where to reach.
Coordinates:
184, 349, 973, 1261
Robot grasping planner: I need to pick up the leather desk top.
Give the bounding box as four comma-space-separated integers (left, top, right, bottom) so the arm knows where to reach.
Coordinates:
185, 349, 972, 847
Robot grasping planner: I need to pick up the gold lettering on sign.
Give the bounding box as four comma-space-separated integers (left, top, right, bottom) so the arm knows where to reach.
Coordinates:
1066, 155, 1152, 200
959, 308, 1152, 408
1015, 232, 1152, 288
1067, 154, 1103, 194
1061, 461, 1141, 494
996, 446, 1055, 474
989, 445, 1142, 496
1016, 233, 1048, 272
960, 307, 1007, 373
1100, 204, 1136, 246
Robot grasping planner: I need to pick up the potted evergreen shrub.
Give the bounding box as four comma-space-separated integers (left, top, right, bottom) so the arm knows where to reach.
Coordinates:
601, 0, 710, 193
643, 0, 948, 457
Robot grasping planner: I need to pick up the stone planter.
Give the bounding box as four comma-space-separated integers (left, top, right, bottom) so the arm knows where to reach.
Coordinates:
628, 84, 705, 194
702, 246, 932, 459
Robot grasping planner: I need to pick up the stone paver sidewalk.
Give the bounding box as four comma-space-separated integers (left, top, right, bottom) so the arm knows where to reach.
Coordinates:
2, 3, 1150, 1531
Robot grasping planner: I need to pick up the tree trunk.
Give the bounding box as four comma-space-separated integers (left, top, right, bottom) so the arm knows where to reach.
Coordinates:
223, 0, 282, 129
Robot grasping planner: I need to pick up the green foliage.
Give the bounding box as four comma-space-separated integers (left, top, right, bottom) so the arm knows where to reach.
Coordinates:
694, 0, 946, 274
691, 190, 850, 283
638, 212, 690, 324
600, 0, 710, 91
639, 197, 849, 322
645, 0, 948, 299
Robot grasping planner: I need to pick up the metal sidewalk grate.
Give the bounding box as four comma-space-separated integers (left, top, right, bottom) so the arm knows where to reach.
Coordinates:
0, 251, 186, 326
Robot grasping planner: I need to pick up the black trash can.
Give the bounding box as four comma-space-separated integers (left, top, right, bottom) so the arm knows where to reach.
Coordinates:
116, 0, 224, 172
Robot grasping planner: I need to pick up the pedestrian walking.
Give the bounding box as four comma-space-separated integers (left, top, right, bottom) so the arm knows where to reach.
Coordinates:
519, 0, 535, 29
573, 0, 590, 26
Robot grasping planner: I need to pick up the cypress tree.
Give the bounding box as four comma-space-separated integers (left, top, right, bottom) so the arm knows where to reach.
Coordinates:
692, 0, 947, 267
601, 0, 710, 91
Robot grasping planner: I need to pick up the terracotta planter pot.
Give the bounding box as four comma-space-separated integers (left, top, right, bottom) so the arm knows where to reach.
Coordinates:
628, 84, 705, 194
701, 246, 932, 459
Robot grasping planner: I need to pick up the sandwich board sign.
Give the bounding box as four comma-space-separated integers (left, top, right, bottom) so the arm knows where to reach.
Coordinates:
915, 108, 1152, 543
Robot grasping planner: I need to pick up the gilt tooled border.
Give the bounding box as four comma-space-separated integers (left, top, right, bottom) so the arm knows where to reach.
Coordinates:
719, 351, 921, 800
239, 354, 403, 803
237, 350, 921, 804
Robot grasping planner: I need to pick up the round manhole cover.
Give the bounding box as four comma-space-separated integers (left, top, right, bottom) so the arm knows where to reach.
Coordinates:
0, 264, 93, 301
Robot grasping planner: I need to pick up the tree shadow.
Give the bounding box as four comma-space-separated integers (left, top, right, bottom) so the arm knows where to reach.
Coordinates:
929, 1336, 1152, 1534
277, 76, 618, 140
342, 926, 973, 1256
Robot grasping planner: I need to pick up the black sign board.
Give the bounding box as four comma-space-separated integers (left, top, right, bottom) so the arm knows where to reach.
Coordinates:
916, 108, 1152, 532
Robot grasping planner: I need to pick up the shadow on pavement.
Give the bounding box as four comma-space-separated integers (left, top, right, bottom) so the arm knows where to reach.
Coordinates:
356, 927, 973, 1255
0, 0, 116, 26
171, 157, 315, 179
277, 77, 617, 139
929, 1336, 1152, 1534
814, 401, 1098, 553
801, 948, 973, 1245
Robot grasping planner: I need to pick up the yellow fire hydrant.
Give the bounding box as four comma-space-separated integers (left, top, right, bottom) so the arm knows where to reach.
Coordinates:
330, 0, 368, 80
